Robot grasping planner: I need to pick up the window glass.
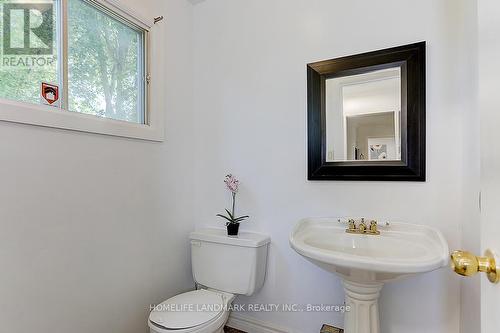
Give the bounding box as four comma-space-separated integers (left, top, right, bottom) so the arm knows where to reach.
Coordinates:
68, 0, 144, 123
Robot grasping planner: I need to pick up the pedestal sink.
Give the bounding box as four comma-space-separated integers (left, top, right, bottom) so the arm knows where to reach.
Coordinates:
289, 218, 449, 333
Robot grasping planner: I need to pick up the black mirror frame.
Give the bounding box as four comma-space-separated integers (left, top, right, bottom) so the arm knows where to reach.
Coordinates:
307, 42, 426, 181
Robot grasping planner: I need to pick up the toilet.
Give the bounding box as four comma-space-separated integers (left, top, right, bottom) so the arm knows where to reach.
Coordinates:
148, 228, 270, 333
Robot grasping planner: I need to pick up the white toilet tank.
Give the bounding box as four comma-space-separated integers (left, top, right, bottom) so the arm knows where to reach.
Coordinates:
189, 228, 270, 296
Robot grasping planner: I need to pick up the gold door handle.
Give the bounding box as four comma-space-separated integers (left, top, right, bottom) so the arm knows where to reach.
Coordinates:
451, 249, 499, 284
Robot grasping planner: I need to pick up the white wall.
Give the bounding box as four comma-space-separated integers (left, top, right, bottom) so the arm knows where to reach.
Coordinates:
192, 0, 478, 332
0, 1, 196, 332
457, 1, 481, 333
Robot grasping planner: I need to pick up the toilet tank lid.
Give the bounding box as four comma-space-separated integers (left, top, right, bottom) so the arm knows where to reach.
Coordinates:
190, 228, 270, 248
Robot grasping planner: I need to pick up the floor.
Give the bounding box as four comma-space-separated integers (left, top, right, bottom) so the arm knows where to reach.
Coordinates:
224, 324, 343, 333
320, 325, 344, 333
224, 327, 245, 333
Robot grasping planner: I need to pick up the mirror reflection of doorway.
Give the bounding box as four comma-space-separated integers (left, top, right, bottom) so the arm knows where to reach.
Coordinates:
326, 67, 402, 162
345, 112, 398, 161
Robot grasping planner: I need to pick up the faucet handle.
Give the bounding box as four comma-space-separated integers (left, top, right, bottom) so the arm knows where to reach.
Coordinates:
347, 219, 356, 230
369, 220, 380, 235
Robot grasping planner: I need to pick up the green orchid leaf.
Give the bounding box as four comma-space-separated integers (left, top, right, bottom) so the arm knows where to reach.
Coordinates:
225, 209, 234, 219
233, 215, 250, 223
216, 214, 233, 223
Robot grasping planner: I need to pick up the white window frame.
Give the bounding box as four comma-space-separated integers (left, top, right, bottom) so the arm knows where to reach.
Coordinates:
0, 0, 164, 141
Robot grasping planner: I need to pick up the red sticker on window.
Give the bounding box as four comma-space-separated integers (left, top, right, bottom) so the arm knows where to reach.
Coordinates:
41, 82, 59, 105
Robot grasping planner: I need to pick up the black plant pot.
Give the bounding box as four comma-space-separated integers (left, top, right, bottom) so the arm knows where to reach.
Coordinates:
227, 223, 240, 236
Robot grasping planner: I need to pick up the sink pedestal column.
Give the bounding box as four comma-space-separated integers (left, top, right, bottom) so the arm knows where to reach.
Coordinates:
342, 280, 384, 333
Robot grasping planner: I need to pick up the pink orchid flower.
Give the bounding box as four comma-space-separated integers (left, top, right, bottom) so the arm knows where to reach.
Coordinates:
224, 174, 239, 193
217, 173, 249, 226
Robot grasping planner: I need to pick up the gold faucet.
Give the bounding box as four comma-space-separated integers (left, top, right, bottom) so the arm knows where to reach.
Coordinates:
346, 218, 380, 235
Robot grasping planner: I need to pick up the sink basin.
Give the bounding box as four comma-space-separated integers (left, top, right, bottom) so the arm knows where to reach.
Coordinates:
290, 217, 449, 333
290, 217, 449, 282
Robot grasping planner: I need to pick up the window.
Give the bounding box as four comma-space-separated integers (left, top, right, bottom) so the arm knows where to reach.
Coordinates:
0, 0, 158, 139
67, 0, 146, 123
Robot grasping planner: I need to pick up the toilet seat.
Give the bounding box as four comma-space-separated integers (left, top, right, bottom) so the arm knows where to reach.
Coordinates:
148, 289, 234, 333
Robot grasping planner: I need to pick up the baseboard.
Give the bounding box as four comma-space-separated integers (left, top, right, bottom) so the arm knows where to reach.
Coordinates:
226, 313, 294, 333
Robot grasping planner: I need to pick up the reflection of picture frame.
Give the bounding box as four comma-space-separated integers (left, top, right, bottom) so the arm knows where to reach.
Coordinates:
369, 144, 388, 160
368, 137, 396, 160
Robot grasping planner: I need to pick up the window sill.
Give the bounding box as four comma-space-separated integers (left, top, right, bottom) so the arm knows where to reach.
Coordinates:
0, 98, 164, 141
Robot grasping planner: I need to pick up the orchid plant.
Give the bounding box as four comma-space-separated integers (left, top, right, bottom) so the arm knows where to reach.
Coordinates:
217, 174, 249, 225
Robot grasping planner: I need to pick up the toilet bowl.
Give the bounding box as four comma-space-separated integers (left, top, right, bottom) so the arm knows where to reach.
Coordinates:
149, 289, 235, 333
148, 228, 270, 333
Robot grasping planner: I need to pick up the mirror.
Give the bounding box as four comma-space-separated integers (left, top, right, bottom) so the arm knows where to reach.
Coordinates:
326, 67, 402, 162
307, 42, 426, 181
